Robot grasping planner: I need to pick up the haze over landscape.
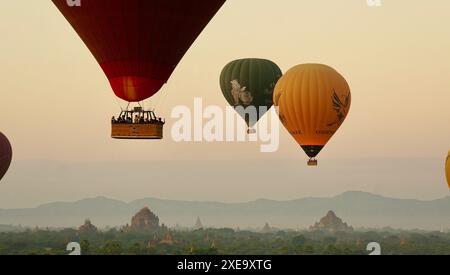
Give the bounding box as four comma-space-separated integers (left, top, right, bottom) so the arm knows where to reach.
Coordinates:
1, 1, 450, 212
1, 191, 449, 231
0, 158, 447, 209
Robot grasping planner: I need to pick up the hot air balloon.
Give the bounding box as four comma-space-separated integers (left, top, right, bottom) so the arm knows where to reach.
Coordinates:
220, 59, 282, 133
446, 151, 450, 188
0, 132, 12, 182
274, 64, 351, 166
52, 0, 226, 139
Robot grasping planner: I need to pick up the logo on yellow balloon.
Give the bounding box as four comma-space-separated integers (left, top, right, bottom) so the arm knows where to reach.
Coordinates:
328, 89, 351, 127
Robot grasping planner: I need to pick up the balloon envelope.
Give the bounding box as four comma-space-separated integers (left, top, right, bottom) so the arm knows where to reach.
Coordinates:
446, 151, 450, 188
274, 64, 351, 159
0, 132, 12, 182
220, 58, 282, 128
52, 0, 226, 102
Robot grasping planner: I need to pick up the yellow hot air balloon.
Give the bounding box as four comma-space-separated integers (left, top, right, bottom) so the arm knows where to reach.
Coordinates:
274, 64, 351, 166
446, 151, 450, 188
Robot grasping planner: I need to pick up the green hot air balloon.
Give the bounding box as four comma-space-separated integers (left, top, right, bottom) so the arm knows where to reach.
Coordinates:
220, 59, 282, 133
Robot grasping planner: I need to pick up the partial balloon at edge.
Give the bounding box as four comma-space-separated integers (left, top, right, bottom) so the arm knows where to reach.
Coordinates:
0, 132, 12, 182
446, 150, 450, 189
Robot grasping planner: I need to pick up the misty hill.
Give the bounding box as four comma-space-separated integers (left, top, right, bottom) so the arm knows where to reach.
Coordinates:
1, 158, 447, 210
0, 191, 449, 230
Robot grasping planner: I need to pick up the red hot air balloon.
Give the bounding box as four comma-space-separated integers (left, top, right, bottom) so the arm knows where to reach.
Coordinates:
53, 0, 225, 139
0, 132, 12, 182
52, 0, 225, 102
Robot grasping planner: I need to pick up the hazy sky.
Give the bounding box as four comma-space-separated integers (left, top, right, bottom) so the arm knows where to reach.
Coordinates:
0, 1, 450, 206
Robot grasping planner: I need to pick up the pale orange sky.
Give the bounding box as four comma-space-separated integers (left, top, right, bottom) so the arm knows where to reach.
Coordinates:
0, 1, 449, 207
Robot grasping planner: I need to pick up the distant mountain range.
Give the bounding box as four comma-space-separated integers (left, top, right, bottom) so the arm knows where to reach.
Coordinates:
0, 191, 449, 231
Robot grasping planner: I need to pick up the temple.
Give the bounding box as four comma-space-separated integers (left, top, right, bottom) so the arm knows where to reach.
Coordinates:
309, 211, 353, 232
78, 219, 98, 234
122, 207, 160, 232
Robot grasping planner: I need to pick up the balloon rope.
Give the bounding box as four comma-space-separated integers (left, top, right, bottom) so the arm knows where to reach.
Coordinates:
153, 86, 165, 109
155, 83, 170, 113
145, 84, 167, 114
113, 96, 124, 112
150, 99, 156, 111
